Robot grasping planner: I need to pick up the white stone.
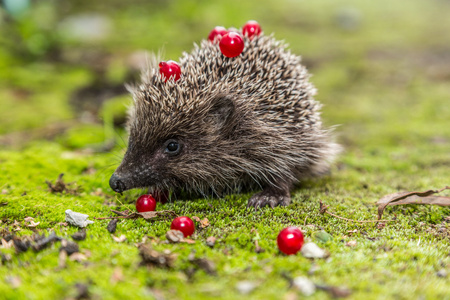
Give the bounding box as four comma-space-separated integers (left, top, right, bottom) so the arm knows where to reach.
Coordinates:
293, 277, 316, 296
301, 242, 327, 259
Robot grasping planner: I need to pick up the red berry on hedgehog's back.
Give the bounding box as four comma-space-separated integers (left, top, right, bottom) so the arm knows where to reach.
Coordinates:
208, 26, 228, 42
277, 227, 304, 255
242, 20, 261, 38
219, 32, 244, 58
159, 60, 181, 82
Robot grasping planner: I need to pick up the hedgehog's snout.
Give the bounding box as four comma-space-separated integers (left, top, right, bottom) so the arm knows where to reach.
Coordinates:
109, 173, 127, 193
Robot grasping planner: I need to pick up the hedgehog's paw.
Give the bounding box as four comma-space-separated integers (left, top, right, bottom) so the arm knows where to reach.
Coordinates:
247, 188, 291, 209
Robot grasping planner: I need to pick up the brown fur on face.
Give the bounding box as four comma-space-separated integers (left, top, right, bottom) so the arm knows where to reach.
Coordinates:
110, 34, 340, 207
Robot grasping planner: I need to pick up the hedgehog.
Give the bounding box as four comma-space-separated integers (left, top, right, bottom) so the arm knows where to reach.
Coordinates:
109, 29, 340, 209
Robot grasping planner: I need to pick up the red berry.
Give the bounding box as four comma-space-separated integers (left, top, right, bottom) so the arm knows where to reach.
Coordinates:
242, 20, 261, 39
159, 60, 181, 82
136, 194, 157, 213
219, 32, 244, 58
170, 216, 195, 237
277, 227, 304, 255
208, 26, 228, 42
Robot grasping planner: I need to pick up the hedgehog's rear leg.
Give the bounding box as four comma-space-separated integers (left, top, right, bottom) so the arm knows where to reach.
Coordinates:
247, 182, 292, 209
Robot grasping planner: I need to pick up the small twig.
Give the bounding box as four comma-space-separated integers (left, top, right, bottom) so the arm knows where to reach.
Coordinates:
319, 201, 393, 223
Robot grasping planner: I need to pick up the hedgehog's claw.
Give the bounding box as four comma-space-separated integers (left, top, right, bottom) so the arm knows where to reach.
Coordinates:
247, 188, 291, 209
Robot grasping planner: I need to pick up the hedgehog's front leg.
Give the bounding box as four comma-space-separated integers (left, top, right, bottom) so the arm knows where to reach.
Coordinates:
247, 182, 292, 209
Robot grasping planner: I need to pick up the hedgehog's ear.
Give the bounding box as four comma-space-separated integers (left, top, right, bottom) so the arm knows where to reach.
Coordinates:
209, 95, 236, 128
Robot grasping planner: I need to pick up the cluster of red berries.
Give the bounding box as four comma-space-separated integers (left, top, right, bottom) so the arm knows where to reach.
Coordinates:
159, 20, 262, 82
209, 20, 261, 58
135, 194, 195, 237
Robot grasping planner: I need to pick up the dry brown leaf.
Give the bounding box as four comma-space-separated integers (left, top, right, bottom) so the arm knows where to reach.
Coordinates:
377, 186, 450, 219
96, 210, 177, 221
191, 217, 210, 228
1, 238, 13, 249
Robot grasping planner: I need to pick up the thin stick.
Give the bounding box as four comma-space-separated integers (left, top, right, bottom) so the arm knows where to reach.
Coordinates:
319, 201, 393, 223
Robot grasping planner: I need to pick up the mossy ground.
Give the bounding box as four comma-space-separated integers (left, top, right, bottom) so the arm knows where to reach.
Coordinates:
1, 0, 450, 299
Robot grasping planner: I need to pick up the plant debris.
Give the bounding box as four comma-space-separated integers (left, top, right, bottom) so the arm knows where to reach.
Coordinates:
72, 229, 87, 241
46, 173, 81, 195
316, 284, 352, 298
206, 236, 216, 248
0, 202, 7, 206
188, 253, 217, 275
65, 210, 94, 228
60, 239, 80, 255
107, 219, 119, 233
95, 209, 177, 220
32, 232, 62, 252
24, 217, 40, 228
192, 216, 210, 228
73, 282, 90, 300
138, 244, 176, 269
377, 186, 450, 219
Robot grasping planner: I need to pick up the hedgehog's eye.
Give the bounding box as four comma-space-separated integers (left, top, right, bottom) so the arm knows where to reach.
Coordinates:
164, 139, 181, 156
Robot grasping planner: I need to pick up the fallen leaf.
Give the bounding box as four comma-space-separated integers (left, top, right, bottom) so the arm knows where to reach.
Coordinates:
377, 186, 450, 219
112, 234, 127, 243
98, 210, 177, 221
192, 216, 210, 228
1, 238, 13, 249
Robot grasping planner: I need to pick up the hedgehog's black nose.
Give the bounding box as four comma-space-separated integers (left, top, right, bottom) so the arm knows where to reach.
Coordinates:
109, 174, 126, 193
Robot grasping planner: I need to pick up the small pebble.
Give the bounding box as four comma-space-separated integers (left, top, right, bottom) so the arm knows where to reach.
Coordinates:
301, 242, 327, 259
293, 277, 316, 296
236, 281, 256, 295
437, 269, 447, 278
